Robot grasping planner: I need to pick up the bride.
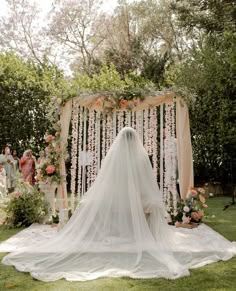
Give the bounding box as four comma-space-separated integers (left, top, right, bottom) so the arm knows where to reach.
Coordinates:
2, 127, 236, 281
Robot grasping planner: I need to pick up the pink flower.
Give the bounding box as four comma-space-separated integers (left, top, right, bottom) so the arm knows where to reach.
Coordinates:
46, 165, 56, 175
45, 146, 51, 152
198, 188, 205, 194
119, 99, 128, 108
183, 216, 191, 224
202, 204, 208, 208
191, 190, 197, 197
191, 212, 200, 221
95, 98, 102, 106
45, 135, 53, 143
197, 210, 204, 219
199, 194, 206, 204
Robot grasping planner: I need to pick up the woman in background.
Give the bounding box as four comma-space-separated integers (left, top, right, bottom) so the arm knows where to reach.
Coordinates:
12, 149, 21, 172
0, 147, 15, 192
20, 150, 36, 185
0, 162, 7, 198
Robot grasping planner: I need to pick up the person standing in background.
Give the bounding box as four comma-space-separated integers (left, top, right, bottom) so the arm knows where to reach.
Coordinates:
20, 150, 36, 185
0, 147, 15, 192
0, 162, 7, 198
12, 149, 21, 172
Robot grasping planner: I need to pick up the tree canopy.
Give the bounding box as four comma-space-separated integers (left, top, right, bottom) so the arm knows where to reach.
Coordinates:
0, 0, 235, 184
0, 53, 67, 154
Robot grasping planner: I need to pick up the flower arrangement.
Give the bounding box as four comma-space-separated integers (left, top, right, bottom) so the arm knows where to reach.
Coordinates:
36, 133, 63, 184
167, 187, 208, 227
1, 179, 49, 228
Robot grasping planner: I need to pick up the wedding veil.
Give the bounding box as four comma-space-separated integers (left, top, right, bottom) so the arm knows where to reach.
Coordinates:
3, 127, 235, 281
2, 127, 189, 281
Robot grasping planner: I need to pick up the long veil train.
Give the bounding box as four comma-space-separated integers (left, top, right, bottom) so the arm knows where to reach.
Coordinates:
2, 127, 236, 281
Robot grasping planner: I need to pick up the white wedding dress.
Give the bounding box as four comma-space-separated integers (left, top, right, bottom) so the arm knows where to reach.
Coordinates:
2, 127, 236, 281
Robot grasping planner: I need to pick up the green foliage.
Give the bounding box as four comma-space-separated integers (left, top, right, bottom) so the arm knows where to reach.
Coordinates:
141, 52, 170, 88
72, 64, 156, 98
168, 187, 207, 225
169, 0, 236, 183
36, 133, 64, 184
0, 53, 68, 155
172, 0, 236, 33
2, 179, 49, 228
175, 32, 236, 181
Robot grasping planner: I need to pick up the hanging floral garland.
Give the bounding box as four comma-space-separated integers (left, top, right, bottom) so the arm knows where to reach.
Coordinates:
150, 108, 158, 179
70, 99, 79, 211
87, 110, 95, 189
117, 111, 124, 134
163, 102, 178, 215
91, 110, 97, 184
101, 113, 107, 161
136, 111, 143, 142
77, 106, 84, 199
131, 111, 136, 129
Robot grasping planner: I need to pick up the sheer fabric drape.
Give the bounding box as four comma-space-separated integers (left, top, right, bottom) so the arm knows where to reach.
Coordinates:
2, 128, 236, 282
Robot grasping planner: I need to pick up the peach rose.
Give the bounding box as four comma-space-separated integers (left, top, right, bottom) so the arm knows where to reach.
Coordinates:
199, 194, 206, 204
183, 216, 191, 224
46, 165, 56, 175
119, 99, 128, 108
191, 190, 197, 197
45, 135, 53, 142
95, 99, 102, 106
198, 188, 205, 194
191, 212, 200, 221
197, 210, 204, 219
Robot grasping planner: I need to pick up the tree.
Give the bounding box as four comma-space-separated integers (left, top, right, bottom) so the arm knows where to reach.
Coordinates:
171, 0, 236, 34
170, 0, 236, 183
0, 53, 67, 154
102, 0, 189, 87
0, 0, 54, 65
48, 0, 107, 75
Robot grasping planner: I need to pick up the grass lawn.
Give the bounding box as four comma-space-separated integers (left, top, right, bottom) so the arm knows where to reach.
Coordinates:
0, 196, 235, 291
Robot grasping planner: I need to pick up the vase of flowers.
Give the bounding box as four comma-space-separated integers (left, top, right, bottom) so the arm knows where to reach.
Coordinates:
1, 179, 49, 228
167, 187, 208, 227
36, 134, 63, 216
38, 181, 58, 216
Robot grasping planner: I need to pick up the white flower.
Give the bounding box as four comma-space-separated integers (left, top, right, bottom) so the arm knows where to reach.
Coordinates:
183, 206, 190, 212
211, 215, 215, 218
209, 193, 214, 197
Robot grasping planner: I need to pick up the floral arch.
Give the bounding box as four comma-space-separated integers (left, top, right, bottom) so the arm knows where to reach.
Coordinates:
57, 91, 194, 215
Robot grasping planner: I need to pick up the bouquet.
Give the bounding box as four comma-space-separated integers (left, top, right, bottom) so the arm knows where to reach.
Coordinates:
36, 133, 62, 184
168, 187, 208, 226
1, 179, 49, 228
